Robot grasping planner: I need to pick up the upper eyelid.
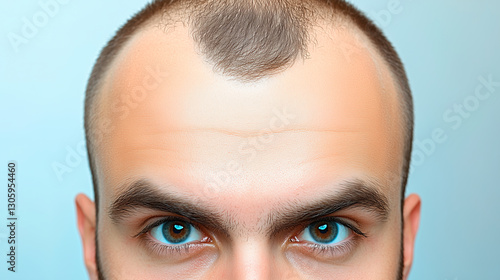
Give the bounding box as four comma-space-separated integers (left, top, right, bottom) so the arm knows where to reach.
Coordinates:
315, 217, 368, 237
133, 216, 197, 238
133, 215, 367, 241
289, 216, 367, 240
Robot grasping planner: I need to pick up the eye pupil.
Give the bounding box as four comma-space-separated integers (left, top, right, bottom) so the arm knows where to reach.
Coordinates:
318, 224, 328, 232
173, 224, 184, 233
162, 221, 190, 243
309, 221, 339, 243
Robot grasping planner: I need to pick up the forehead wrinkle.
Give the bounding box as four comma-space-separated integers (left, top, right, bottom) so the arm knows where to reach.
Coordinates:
96, 25, 402, 161
107, 122, 367, 155
124, 127, 364, 142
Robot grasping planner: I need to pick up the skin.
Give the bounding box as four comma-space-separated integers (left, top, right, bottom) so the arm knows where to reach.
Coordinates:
76, 20, 421, 280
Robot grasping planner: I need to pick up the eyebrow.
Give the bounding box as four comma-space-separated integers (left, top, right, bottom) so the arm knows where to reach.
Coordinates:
264, 178, 390, 237
108, 179, 235, 238
108, 178, 389, 239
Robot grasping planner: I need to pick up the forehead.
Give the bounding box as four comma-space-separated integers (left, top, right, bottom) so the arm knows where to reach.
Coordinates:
94, 21, 404, 209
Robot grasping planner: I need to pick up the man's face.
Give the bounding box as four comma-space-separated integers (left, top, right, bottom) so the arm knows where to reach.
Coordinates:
82, 21, 416, 279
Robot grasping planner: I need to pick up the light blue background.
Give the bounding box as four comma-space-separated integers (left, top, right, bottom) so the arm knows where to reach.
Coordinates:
1, 0, 499, 279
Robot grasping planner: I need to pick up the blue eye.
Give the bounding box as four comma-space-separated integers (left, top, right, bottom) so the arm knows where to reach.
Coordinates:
150, 220, 202, 245
301, 220, 350, 245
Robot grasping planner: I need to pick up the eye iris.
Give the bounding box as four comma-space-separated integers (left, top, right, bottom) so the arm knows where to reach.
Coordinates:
162, 221, 190, 243
310, 221, 339, 243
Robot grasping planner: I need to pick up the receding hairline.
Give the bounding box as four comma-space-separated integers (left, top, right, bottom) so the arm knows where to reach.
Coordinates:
84, 0, 413, 210
86, 3, 407, 144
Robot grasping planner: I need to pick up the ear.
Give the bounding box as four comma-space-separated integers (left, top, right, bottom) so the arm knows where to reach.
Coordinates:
75, 193, 99, 280
402, 193, 421, 279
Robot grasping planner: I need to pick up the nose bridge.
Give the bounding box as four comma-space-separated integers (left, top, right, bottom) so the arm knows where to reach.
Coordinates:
227, 237, 276, 280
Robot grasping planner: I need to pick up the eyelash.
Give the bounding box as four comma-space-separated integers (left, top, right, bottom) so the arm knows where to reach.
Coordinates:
135, 216, 368, 258
141, 237, 205, 257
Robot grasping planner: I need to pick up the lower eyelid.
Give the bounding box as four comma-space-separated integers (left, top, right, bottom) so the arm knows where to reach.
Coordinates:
140, 232, 214, 259
311, 241, 355, 259
288, 234, 361, 260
